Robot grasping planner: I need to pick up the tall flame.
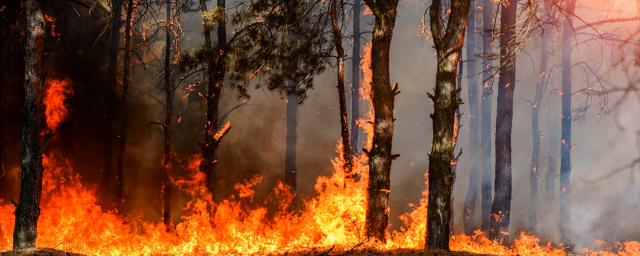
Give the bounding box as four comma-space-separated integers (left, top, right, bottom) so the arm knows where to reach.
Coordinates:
44, 77, 73, 130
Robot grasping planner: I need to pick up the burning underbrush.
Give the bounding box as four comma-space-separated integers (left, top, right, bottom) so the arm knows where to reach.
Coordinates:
1, 146, 639, 255
1, 50, 640, 256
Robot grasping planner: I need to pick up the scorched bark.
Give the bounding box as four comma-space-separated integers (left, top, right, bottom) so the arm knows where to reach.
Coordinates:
361, 0, 400, 243
13, 0, 47, 249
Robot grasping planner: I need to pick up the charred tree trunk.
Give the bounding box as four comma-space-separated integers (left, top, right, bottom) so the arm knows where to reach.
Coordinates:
463, 5, 480, 236
102, 0, 122, 203
13, 0, 47, 249
479, 0, 494, 234
559, 0, 577, 242
350, 0, 361, 157
489, 0, 516, 245
425, 0, 470, 250
162, 0, 172, 231
115, 0, 134, 210
362, 0, 399, 243
330, 0, 353, 187
527, 18, 549, 232
199, 0, 228, 199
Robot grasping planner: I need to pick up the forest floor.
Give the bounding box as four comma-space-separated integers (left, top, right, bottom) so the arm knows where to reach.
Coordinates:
0, 248, 84, 256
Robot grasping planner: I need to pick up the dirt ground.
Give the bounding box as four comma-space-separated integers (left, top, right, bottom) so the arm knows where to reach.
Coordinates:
0, 248, 84, 256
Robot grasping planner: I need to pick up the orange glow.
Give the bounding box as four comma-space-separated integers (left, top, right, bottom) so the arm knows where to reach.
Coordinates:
357, 41, 374, 151
44, 77, 73, 131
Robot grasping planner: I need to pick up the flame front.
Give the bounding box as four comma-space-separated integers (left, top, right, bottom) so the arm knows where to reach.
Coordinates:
0, 67, 637, 256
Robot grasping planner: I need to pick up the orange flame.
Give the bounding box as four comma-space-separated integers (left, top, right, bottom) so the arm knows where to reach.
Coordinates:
0, 72, 637, 255
44, 77, 73, 130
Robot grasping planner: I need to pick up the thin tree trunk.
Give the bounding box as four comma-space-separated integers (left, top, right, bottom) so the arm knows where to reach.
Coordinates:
115, 0, 134, 210
559, 0, 577, 242
425, 0, 470, 250
199, 0, 228, 199
362, 0, 399, 243
479, 0, 494, 234
350, 0, 361, 157
285, 90, 299, 193
545, 106, 559, 202
13, 0, 46, 249
489, 0, 516, 245
330, 0, 353, 187
162, 0, 172, 231
463, 5, 480, 236
527, 18, 549, 232
102, 0, 122, 203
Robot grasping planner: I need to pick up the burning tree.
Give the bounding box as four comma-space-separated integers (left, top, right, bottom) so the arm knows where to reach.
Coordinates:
359, 0, 401, 243
329, 0, 354, 185
12, 0, 49, 249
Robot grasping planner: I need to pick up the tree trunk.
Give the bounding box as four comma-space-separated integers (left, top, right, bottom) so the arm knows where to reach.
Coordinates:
362, 0, 399, 243
463, 5, 480, 236
330, 0, 353, 187
545, 104, 559, 202
13, 0, 46, 249
285, 90, 299, 193
527, 17, 549, 232
479, 0, 494, 234
489, 0, 516, 245
115, 0, 134, 211
425, 0, 470, 250
162, 0, 172, 231
199, 0, 228, 199
102, 0, 122, 203
559, 0, 577, 242
350, 0, 361, 157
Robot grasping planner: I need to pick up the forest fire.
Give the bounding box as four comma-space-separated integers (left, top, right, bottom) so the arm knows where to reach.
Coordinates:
1, 0, 639, 254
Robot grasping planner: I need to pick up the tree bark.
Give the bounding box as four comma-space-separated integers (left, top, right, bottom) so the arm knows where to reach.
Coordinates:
361, 0, 399, 243
198, 0, 228, 200
162, 0, 172, 231
13, 0, 46, 249
115, 0, 134, 211
285, 89, 299, 193
489, 0, 516, 245
559, 0, 577, 242
425, 0, 470, 250
350, 0, 361, 157
463, 5, 480, 236
102, 0, 122, 203
527, 14, 550, 232
479, 0, 494, 234
330, 0, 353, 187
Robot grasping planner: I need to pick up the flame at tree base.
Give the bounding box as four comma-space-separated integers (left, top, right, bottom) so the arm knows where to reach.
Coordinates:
1, 147, 639, 255
1, 74, 638, 256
